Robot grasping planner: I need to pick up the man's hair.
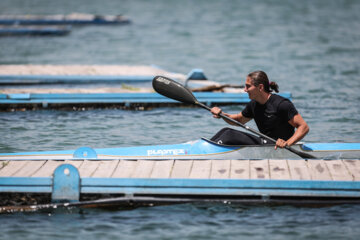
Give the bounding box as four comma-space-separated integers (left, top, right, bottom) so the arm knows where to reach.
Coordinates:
247, 70, 279, 93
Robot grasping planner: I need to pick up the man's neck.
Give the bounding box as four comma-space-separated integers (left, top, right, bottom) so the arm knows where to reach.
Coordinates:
257, 92, 271, 105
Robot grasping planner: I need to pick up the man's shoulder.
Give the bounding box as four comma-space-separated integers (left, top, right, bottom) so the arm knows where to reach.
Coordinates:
269, 94, 292, 106
270, 94, 289, 101
246, 100, 257, 109
270, 94, 298, 115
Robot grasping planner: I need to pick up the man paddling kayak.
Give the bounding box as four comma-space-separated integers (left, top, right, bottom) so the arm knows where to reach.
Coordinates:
210, 70, 309, 149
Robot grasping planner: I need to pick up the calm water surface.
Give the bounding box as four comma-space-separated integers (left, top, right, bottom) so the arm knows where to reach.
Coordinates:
0, 0, 360, 239
2, 204, 360, 240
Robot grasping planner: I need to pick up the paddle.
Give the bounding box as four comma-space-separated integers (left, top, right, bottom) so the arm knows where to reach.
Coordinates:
152, 76, 316, 159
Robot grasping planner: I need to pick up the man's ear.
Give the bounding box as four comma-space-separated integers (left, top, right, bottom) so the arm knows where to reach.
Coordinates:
258, 83, 264, 91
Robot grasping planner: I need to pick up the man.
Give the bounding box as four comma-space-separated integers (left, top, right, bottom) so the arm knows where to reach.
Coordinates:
210, 70, 309, 149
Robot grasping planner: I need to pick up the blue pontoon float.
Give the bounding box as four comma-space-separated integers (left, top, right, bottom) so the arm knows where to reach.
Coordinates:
0, 25, 71, 36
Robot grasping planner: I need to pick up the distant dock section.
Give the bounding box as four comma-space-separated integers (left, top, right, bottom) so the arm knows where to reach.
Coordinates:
0, 25, 71, 36
0, 13, 131, 25
0, 65, 291, 110
0, 65, 186, 85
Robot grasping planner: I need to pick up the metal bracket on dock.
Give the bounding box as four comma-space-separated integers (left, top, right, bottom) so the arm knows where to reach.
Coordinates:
186, 69, 207, 80
52, 164, 80, 202
73, 146, 98, 159
185, 69, 207, 87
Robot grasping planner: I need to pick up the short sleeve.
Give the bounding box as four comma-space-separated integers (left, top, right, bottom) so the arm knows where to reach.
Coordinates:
278, 100, 298, 121
242, 101, 255, 118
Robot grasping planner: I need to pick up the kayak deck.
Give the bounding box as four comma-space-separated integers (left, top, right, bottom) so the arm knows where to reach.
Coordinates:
1, 139, 360, 160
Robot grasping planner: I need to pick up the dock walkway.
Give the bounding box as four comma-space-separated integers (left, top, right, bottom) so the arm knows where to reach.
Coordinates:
2, 159, 360, 180
0, 65, 186, 84
1, 159, 360, 208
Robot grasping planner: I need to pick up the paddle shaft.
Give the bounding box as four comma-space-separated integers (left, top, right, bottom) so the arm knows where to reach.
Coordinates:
195, 101, 316, 159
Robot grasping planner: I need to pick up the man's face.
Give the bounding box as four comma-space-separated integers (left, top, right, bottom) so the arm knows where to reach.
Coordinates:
244, 77, 259, 100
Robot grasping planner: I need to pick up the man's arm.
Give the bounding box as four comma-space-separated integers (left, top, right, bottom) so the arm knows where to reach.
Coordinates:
210, 107, 252, 125
275, 113, 310, 149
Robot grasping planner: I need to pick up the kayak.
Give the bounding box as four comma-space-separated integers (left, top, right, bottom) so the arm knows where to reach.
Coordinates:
0, 138, 360, 160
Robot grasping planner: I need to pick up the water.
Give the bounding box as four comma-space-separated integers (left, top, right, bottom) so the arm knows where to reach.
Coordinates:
0, 0, 360, 239
2, 204, 360, 240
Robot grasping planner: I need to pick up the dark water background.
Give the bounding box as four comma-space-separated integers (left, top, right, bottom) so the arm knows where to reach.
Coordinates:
0, 0, 360, 239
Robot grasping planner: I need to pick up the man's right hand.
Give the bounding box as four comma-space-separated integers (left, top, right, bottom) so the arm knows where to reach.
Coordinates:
211, 107, 222, 118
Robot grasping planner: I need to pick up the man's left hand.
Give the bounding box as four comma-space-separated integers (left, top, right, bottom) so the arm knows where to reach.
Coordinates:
275, 138, 288, 149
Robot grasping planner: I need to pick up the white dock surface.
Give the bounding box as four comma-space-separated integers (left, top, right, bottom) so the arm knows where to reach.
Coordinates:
1, 159, 359, 181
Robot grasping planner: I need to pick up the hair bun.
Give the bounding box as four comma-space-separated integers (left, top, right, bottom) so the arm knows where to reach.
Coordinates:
269, 81, 279, 93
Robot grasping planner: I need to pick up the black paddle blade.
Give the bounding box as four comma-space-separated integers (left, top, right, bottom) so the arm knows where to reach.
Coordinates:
152, 76, 197, 104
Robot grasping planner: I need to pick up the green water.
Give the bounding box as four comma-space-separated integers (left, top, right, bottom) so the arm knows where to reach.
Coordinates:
0, 0, 360, 239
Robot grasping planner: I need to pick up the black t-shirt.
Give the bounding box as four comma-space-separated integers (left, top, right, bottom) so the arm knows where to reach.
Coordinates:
242, 94, 298, 141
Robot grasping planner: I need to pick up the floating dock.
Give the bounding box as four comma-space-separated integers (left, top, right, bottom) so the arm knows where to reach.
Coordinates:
1, 158, 360, 212
0, 65, 186, 85
0, 92, 292, 110
0, 13, 130, 25
0, 65, 291, 110
0, 25, 71, 36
